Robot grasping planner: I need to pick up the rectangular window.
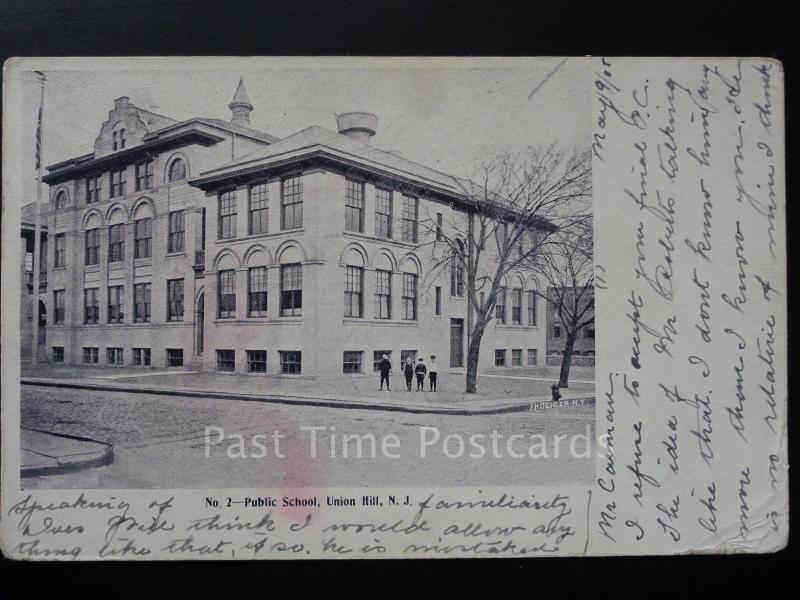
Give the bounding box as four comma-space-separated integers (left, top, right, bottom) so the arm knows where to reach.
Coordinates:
401, 194, 418, 242
166, 348, 183, 367
134, 218, 152, 259
108, 223, 124, 262
83, 347, 99, 364
436, 213, 443, 240
134, 283, 151, 323
135, 160, 154, 191
85, 229, 99, 266
344, 266, 363, 318
218, 190, 237, 239
247, 267, 268, 317
512, 349, 522, 366
375, 269, 391, 319
86, 175, 101, 204
84, 288, 99, 324
216, 349, 236, 372
512, 288, 523, 325
53, 290, 65, 324
527, 349, 538, 366
402, 273, 418, 320
249, 183, 269, 235
280, 264, 302, 316
373, 350, 391, 372
495, 349, 506, 367
54, 233, 66, 268
247, 350, 267, 373
168, 210, 185, 253
110, 168, 126, 198
495, 287, 506, 324
107, 347, 124, 366
343, 351, 363, 374
133, 348, 151, 366
435, 286, 442, 316
375, 188, 392, 239
52, 346, 64, 363
527, 290, 537, 326
553, 324, 561, 338
401, 349, 417, 364
586, 326, 595, 340
281, 175, 303, 230
108, 285, 124, 324
344, 179, 364, 233
218, 270, 236, 319
279, 351, 302, 374
167, 279, 184, 321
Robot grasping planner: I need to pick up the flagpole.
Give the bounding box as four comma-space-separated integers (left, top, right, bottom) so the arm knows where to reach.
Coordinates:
31, 71, 46, 365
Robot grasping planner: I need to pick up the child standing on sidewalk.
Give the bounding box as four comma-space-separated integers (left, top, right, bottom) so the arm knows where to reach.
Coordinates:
428, 355, 438, 391
415, 358, 427, 391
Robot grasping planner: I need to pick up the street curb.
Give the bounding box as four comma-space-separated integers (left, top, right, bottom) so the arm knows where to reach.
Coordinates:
21, 378, 595, 416
21, 428, 114, 478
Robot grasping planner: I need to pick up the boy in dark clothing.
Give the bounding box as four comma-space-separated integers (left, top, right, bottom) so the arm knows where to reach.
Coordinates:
378, 354, 392, 391
415, 358, 427, 391
403, 357, 414, 391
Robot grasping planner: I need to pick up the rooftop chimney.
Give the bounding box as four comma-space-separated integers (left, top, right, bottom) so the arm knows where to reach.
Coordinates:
114, 96, 129, 109
229, 77, 254, 127
337, 112, 377, 144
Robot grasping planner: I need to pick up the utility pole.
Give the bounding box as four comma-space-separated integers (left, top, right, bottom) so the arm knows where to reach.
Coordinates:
31, 71, 46, 365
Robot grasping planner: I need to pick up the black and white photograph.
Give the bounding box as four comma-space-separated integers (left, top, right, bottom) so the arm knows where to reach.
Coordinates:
15, 59, 596, 490
1, 53, 788, 560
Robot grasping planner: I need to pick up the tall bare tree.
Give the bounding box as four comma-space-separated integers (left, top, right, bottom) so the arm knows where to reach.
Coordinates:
419, 145, 591, 393
531, 216, 594, 388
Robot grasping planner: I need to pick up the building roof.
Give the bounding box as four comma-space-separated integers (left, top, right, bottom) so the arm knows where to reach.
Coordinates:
191, 125, 557, 231
193, 124, 466, 195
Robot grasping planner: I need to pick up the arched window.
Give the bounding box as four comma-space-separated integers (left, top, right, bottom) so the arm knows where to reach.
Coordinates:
168, 158, 187, 182
119, 128, 126, 149
450, 239, 465, 297
112, 131, 118, 151
54, 190, 68, 210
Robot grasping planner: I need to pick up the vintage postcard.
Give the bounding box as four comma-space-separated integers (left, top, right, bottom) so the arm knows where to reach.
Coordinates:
0, 56, 787, 559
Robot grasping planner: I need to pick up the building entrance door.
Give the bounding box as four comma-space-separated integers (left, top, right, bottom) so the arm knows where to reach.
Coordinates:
195, 293, 204, 355
450, 318, 464, 368
37, 300, 46, 346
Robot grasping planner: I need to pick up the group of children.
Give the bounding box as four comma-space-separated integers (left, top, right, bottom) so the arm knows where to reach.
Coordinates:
376, 354, 439, 392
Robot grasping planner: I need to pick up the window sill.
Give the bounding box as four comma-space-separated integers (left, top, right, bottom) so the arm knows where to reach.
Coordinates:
217, 229, 305, 244
52, 266, 67, 272
134, 258, 153, 266
344, 231, 418, 247
343, 318, 418, 326
165, 252, 187, 258
84, 265, 100, 272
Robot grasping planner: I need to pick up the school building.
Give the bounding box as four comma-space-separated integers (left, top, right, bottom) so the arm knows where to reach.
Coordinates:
34, 79, 548, 376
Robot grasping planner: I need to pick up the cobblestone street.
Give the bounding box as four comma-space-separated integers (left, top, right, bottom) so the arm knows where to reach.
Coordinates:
21, 376, 595, 488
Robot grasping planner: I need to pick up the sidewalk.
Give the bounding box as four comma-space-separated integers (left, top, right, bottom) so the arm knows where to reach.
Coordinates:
21, 366, 595, 416
21, 428, 114, 477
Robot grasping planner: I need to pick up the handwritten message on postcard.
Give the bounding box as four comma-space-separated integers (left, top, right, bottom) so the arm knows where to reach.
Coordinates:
591, 57, 787, 554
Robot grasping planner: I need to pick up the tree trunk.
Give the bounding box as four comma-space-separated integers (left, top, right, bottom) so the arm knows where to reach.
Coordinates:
465, 325, 486, 394
558, 330, 576, 388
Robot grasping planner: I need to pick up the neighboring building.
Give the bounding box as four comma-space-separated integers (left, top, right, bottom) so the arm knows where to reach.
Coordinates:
21, 202, 49, 363
36, 81, 548, 375
545, 285, 595, 365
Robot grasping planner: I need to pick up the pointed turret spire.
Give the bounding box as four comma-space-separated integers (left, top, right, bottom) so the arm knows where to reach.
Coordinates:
228, 77, 254, 127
